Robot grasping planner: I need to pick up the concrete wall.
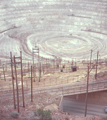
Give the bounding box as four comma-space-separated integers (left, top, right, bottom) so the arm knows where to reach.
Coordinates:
78, 91, 107, 105
64, 90, 107, 105
59, 96, 63, 111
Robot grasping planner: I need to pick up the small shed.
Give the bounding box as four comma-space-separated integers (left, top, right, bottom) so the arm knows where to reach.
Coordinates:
71, 66, 77, 72
63, 65, 65, 68
60, 69, 63, 72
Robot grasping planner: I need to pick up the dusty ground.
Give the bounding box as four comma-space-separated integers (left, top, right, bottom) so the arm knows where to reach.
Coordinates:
1, 61, 107, 92
0, 93, 102, 120
0, 62, 107, 120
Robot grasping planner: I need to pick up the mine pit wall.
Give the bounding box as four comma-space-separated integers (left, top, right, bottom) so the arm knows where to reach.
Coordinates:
64, 90, 107, 105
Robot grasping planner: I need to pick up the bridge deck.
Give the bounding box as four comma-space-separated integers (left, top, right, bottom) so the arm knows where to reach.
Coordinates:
0, 79, 107, 99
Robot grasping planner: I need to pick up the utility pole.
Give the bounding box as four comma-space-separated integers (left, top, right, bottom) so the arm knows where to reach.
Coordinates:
2, 64, 6, 81
0, 74, 1, 80
6, 62, 7, 72
39, 62, 41, 82
32, 49, 35, 82
90, 49, 93, 68
85, 65, 89, 117
95, 51, 99, 80
14, 56, 19, 113
28, 62, 30, 77
31, 66, 33, 102
38, 48, 41, 82
13, 51, 25, 112
10, 52, 16, 109
20, 51, 25, 107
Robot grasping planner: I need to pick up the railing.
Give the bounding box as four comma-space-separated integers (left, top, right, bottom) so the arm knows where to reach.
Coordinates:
1, 79, 107, 100
29, 79, 107, 96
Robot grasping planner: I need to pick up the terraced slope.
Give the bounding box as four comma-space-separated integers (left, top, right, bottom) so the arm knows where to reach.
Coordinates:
0, 0, 107, 61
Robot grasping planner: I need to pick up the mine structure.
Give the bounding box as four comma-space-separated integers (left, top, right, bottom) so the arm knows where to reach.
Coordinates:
0, 0, 107, 118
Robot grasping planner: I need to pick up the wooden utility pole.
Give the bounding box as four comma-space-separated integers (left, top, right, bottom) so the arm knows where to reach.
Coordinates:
32, 49, 34, 67
90, 49, 93, 68
20, 51, 25, 107
13, 51, 25, 112
2, 64, 6, 81
38, 48, 40, 65
14, 56, 19, 113
85, 65, 89, 117
32, 49, 35, 82
28, 62, 30, 77
39, 62, 41, 82
38, 48, 41, 82
6, 62, 7, 72
28, 62, 29, 71
31, 66, 33, 102
95, 51, 99, 80
10, 52, 16, 109
32, 47, 39, 82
